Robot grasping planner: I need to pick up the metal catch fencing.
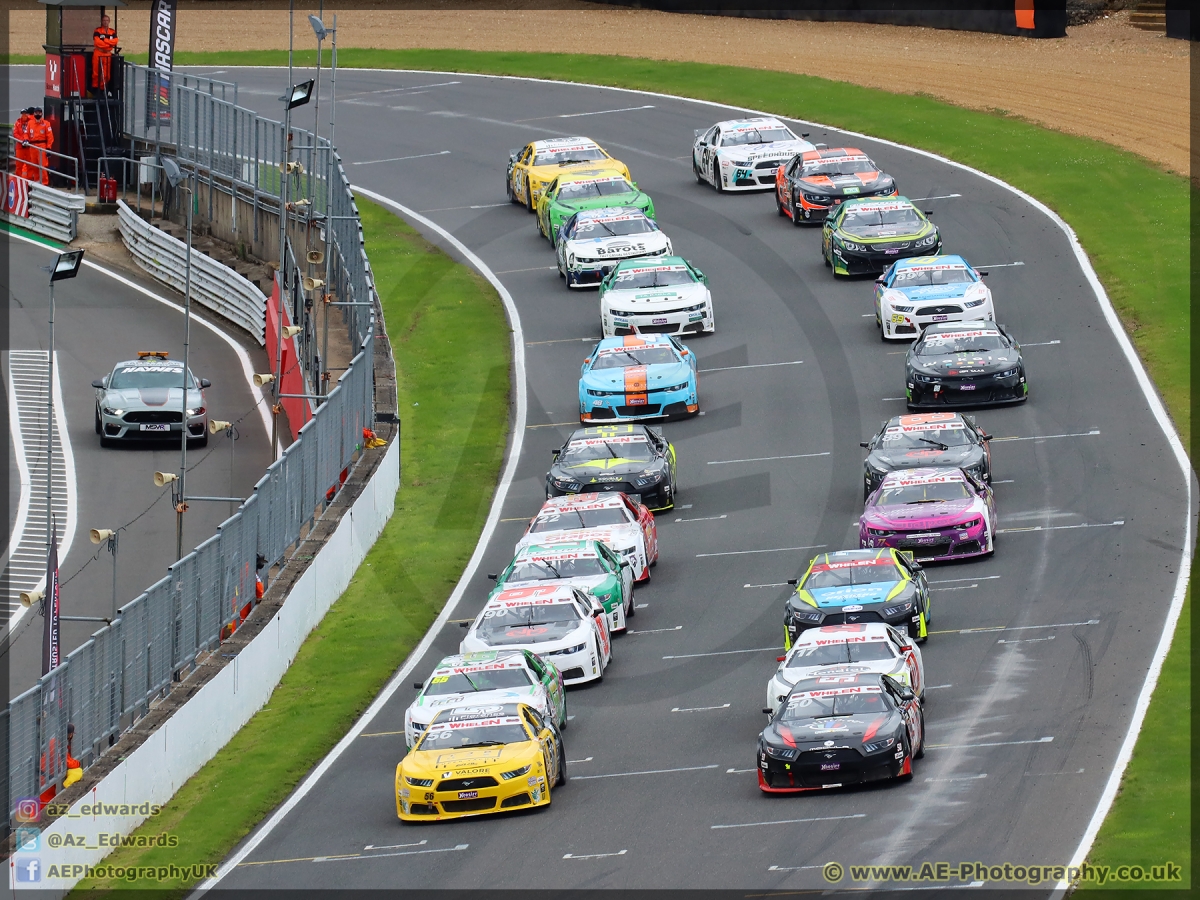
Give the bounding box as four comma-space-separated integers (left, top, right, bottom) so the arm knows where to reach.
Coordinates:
5, 66, 380, 827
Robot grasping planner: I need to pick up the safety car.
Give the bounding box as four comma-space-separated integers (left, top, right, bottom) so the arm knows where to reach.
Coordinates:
821, 197, 941, 276
766, 623, 925, 715
405, 650, 567, 748
775, 146, 898, 224
537, 171, 654, 246
875, 255, 994, 340
396, 703, 565, 821
547, 423, 677, 512
784, 548, 933, 645
507, 137, 629, 211
517, 492, 659, 582
578, 333, 698, 424
556, 207, 673, 288
861, 467, 996, 562
92, 351, 211, 447
861, 411, 992, 497
598, 257, 715, 338
692, 117, 814, 192
905, 321, 1027, 407
757, 673, 924, 793
489, 539, 635, 634
460, 584, 612, 686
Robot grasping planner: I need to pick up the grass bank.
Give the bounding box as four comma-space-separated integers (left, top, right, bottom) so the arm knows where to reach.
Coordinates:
70, 196, 511, 894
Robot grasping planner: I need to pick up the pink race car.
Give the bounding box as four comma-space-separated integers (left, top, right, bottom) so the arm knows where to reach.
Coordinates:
860, 467, 995, 562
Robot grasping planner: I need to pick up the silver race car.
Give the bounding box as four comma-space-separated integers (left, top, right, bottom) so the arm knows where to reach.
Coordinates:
693, 117, 815, 192
92, 351, 210, 447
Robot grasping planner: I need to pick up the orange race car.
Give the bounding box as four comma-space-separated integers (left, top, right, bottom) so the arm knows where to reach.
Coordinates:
775, 147, 898, 225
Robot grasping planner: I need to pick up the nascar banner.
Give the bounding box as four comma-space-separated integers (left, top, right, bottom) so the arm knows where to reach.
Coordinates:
42, 522, 61, 675
5, 173, 30, 217
146, 0, 178, 126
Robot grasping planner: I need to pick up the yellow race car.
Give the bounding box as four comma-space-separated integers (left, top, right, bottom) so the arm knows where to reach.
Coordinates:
507, 137, 631, 212
396, 702, 566, 822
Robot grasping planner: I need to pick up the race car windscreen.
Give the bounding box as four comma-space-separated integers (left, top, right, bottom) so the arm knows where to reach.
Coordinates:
571, 217, 656, 238
880, 425, 975, 449
109, 365, 196, 389
560, 438, 656, 464
840, 206, 923, 235
914, 333, 1009, 355
781, 690, 891, 720
423, 668, 533, 696
804, 561, 902, 588
558, 179, 635, 200
528, 506, 632, 531
892, 266, 974, 286
878, 480, 973, 506
416, 722, 530, 750
721, 126, 794, 146
535, 146, 608, 165
786, 641, 896, 668
591, 347, 680, 369
613, 267, 695, 289
803, 157, 876, 176
508, 556, 609, 580
477, 604, 583, 645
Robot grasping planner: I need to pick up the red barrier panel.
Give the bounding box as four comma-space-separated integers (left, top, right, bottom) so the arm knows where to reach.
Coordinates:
264, 275, 311, 442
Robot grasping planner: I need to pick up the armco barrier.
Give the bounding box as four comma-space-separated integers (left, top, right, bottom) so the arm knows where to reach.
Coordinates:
117, 200, 267, 345
21, 437, 399, 894
0, 181, 85, 243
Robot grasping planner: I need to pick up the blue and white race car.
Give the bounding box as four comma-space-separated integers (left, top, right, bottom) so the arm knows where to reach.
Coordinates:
692, 116, 815, 192
556, 207, 672, 288
874, 255, 994, 341
578, 334, 698, 424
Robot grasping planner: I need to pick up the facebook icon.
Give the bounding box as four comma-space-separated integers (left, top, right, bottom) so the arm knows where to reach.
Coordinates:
14, 857, 41, 882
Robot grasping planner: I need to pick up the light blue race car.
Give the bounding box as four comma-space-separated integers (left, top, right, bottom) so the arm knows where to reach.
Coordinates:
874, 254, 995, 341
578, 333, 699, 424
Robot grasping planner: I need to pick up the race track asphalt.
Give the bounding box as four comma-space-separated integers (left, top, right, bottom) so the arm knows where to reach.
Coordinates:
195, 69, 1190, 889
4, 234, 273, 698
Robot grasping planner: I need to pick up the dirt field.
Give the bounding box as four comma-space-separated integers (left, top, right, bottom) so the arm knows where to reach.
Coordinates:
6, 1, 1189, 175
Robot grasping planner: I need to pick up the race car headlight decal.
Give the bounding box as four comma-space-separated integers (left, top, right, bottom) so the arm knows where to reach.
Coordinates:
791, 608, 824, 623
500, 765, 532, 780
839, 238, 866, 252
685, 302, 710, 313
608, 309, 635, 317
727, 158, 750, 167
916, 233, 939, 247
547, 643, 587, 657
764, 745, 799, 760
552, 477, 583, 491
803, 192, 831, 204
657, 382, 691, 393
890, 305, 914, 313
912, 372, 939, 384
862, 736, 896, 754
103, 407, 125, 417
635, 470, 663, 486
963, 297, 988, 308
994, 367, 1019, 378
404, 776, 434, 787
883, 600, 914, 617
587, 388, 624, 397
960, 518, 982, 530
867, 527, 894, 537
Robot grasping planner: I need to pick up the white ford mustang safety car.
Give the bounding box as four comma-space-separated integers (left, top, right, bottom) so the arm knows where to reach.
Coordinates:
693, 117, 815, 192
556, 207, 672, 288
404, 649, 567, 748
516, 492, 659, 583
460, 585, 613, 686
765, 623, 925, 715
599, 256, 715, 338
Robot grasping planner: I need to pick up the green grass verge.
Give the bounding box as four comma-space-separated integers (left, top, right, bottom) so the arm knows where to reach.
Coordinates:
69, 196, 511, 894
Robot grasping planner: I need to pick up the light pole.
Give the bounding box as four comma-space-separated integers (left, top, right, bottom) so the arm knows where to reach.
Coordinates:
309, 12, 338, 397
89, 527, 121, 621
44, 249, 84, 556
161, 157, 195, 560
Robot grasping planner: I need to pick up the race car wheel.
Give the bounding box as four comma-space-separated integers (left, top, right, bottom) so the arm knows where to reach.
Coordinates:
898, 743, 915, 781
789, 194, 803, 227
880, 323, 889, 343
94, 405, 102, 434
823, 245, 831, 268
775, 190, 786, 217
506, 172, 516, 204
525, 177, 535, 213
693, 156, 705, 184
712, 161, 723, 194
555, 737, 568, 786
915, 710, 926, 759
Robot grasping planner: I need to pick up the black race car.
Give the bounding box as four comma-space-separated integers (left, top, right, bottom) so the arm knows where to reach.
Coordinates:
546, 423, 677, 512
758, 673, 924, 793
906, 321, 1028, 408
774, 146, 898, 225
861, 412, 992, 498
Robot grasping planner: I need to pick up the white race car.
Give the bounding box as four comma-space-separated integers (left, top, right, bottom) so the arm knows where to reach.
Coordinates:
693, 117, 815, 192
766, 623, 925, 715
516, 492, 659, 583
460, 585, 613, 686
405, 649, 568, 748
599, 256, 715, 338
875, 255, 995, 341
556, 207, 672, 289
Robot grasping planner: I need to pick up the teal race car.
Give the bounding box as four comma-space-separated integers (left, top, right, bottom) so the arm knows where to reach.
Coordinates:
537, 170, 655, 246
821, 197, 941, 277
489, 539, 636, 633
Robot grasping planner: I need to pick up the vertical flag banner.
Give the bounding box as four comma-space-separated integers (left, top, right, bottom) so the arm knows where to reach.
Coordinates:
146, 0, 179, 125
42, 522, 61, 675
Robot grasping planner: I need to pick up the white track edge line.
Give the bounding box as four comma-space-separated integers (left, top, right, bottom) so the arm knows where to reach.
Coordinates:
195, 186, 527, 891
174, 68, 1191, 889
2, 357, 33, 577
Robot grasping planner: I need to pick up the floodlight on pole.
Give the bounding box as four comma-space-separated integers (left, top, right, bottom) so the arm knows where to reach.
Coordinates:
308, 14, 329, 40
287, 79, 314, 110
51, 249, 85, 282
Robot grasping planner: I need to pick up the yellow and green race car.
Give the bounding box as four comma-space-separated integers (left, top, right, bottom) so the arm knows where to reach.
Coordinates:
547, 423, 677, 511
507, 137, 631, 212
821, 196, 941, 277
397, 702, 566, 822
536, 170, 655, 245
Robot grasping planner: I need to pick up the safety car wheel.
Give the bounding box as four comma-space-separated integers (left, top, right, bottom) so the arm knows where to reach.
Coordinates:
525, 177, 535, 212
100, 435, 113, 448
712, 161, 723, 194
555, 738, 568, 786
915, 709, 926, 759
789, 194, 802, 227
94, 405, 102, 434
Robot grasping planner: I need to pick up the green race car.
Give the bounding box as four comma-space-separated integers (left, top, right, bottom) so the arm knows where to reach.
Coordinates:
821, 196, 941, 277
488, 539, 636, 633
537, 170, 655, 246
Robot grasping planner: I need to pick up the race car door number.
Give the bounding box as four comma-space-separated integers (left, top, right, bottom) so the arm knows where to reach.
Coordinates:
141, 423, 170, 432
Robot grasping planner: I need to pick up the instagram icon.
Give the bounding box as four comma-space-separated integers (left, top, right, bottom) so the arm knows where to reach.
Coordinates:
14, 798, 40, 824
